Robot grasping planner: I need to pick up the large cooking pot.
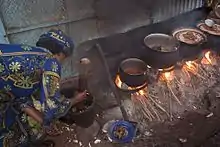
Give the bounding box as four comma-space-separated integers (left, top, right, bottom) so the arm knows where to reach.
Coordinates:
118, 58, 148, 87
143, 33, 180, 69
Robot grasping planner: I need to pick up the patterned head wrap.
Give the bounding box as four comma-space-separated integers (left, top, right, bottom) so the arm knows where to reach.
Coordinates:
38, 29, 74, 56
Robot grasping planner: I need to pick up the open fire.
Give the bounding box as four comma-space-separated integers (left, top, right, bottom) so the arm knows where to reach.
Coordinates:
115, 50, 220, 122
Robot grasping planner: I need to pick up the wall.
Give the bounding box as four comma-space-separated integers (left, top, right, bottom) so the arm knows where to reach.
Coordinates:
0, 0, 205, 45
0, 0, 205, 77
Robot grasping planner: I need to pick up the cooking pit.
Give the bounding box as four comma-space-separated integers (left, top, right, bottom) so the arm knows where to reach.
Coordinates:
114, 50, 220, 124
70, 6, 220, 147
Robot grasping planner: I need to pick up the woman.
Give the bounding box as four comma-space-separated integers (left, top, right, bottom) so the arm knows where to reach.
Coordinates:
0, 29, 86, 146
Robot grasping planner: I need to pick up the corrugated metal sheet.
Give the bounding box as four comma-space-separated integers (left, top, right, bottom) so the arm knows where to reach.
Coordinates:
152, 0, 205, 23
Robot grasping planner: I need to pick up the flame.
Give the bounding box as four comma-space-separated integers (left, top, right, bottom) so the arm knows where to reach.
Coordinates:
182, 61, 198, 75
115, 75, 122, 88
115, 74, 146, 90
115, 74, 147, 98
201, 51, 216, 65
160, 70, 175, 82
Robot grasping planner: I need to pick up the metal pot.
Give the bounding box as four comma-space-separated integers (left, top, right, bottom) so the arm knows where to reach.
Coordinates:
59, 77, 95, 128
59, 93, 95, 128
143, 33, 180, 69
118, 58, 148, 87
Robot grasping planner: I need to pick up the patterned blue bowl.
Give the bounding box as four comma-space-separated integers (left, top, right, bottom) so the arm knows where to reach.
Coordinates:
108, 120, 137, 143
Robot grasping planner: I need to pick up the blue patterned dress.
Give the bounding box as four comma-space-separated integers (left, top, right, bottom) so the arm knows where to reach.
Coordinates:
0, 44, 72, 147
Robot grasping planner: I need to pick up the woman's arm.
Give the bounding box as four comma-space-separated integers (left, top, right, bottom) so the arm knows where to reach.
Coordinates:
40, 58, 86, 127
22, 107, 43, 124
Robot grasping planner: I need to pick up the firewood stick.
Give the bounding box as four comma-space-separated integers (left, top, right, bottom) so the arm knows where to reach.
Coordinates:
140, 107, 152, 121
183, 66, 206, 79
167, 83, 182, 105
139, 97, 155, 120
148, 94, 169, 117
148, 93, 158, 99
169, 93, 173, 121
195, 72, 206, 80
183, 69, 191, 78
142, 107, 154, 121
198, 65, 209, 77
174, 76, 182, 85
201, 64, 217, 80
132, 95, 152, 121
161, 87, 171, 119
142, 95, 160, 118
133, 96, 152, 121
145, 97, 161, 121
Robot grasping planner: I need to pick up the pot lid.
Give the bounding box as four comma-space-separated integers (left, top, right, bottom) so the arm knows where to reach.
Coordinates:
172, 28, 207, 45
144, 33, 179, 53
197, 22, 220, 36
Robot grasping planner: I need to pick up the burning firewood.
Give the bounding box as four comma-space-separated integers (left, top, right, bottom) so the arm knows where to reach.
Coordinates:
114, 50, 220, 124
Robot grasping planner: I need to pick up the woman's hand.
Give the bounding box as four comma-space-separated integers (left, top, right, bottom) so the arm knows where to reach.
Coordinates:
70, 90, 87, 105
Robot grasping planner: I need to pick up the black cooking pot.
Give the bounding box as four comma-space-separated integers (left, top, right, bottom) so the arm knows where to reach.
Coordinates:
59, 76, 96, 128
59, 93, 96, 128
143, 33, 180, 69
118, 58, 148, 87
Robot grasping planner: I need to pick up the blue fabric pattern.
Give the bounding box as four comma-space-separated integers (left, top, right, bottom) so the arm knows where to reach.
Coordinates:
0, 44, 71, 146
